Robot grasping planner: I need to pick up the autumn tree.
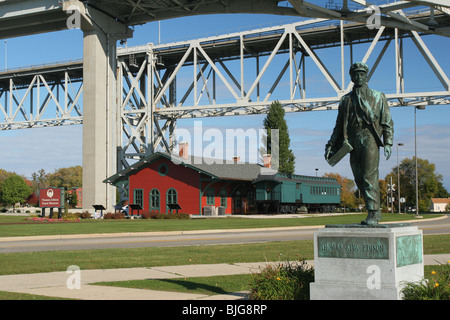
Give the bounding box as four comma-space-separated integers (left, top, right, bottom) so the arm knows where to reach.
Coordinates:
323, 172, 357, 210
48, 166, 81, 189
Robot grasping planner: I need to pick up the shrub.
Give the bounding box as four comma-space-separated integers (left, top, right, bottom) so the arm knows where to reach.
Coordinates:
147, 211, 190, 219
249, 260, 314, 300
402, 261, 449, 300
141, 211, 151, 219
104, 212, 125, 219
166, 212, 190, 219
62, 213, 81, 221
80, 211, 92, 219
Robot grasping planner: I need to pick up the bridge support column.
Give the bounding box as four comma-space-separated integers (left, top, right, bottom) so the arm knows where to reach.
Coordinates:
68, 1, 132, 212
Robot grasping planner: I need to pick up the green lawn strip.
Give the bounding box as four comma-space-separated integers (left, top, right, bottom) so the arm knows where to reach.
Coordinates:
0, 291, 72, 300
0, 234, 449, 276
0, 240, 313, 275
95, 274, 254, 296
0, 213, 442, 237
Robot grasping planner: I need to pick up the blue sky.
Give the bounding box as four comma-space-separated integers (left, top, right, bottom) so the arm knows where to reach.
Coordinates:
1, 9, 449, 195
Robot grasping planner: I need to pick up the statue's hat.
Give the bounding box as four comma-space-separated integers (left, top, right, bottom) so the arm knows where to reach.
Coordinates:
349, 62, 369, 75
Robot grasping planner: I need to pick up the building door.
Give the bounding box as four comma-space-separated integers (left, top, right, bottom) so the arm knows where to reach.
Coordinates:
233, 190, 242, 214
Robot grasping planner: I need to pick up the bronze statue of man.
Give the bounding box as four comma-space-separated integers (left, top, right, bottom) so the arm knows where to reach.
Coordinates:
325, 62, 394, 225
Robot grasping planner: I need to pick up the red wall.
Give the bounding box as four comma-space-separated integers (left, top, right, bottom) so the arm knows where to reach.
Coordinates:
129, 157, 200, 214
200, 179, 233, 214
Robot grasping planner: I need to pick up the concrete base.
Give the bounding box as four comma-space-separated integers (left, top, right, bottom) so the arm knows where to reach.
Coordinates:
310, 224, 423, 300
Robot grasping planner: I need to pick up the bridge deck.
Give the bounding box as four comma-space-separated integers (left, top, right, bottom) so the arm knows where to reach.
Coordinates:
0, 11, 447, 89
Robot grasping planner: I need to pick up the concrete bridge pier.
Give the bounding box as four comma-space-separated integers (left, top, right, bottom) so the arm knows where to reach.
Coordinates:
63, 2, 133, 212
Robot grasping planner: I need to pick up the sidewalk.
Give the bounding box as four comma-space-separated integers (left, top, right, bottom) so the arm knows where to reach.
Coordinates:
1, 255, 449, 300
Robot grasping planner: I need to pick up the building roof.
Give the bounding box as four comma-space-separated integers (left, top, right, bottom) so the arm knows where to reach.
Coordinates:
253, 172, 340, 185
103, 152, 268, 185
431, 198, 450, 204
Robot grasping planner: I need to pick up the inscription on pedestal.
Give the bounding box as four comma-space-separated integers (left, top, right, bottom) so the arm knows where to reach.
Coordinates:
318, 236, 389, 259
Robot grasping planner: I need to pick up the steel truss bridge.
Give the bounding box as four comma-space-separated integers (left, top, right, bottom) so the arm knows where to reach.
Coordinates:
0, 0, 449, 210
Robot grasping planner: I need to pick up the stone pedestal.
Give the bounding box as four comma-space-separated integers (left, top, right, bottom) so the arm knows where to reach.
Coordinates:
310, 224, 423, 300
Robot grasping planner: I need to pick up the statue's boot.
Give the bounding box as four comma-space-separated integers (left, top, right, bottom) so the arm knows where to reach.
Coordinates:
361, 210, 381, 225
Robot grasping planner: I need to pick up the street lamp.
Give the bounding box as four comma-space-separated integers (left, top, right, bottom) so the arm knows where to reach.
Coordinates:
397, 143, 404, 213
415, 105, 426, 217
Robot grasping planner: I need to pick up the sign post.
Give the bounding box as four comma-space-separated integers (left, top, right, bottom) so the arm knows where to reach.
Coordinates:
39, 188, 65, 218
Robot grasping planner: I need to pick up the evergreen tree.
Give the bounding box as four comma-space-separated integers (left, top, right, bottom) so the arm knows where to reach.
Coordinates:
263, 101, 295, 174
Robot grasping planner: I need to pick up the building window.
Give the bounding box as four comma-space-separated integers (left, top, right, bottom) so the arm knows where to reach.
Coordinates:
150, 189, 160, 211
133, 189, 144, 208
206, 187, 215, 206
167, 188, 177, 207
220, 189, 227, 207
158, 163, 169, 176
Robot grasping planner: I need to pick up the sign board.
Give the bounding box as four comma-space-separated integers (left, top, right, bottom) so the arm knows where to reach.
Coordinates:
39, 188, 64, 208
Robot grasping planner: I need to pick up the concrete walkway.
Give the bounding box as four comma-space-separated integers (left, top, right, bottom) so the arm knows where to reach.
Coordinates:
0, 261, 277, 300
1, 255, 449, 300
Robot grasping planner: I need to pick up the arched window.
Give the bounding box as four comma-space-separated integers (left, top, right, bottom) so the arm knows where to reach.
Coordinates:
166, 188, 178, 212
150, 189, 160, 211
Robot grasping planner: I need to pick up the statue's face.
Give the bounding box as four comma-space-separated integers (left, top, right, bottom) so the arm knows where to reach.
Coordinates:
351, 71, 367, 87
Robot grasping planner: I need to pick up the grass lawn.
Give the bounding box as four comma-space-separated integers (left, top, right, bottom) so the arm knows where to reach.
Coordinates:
0, 213, 447, 300
1, 263, 447, 300
0, 234, 448, 275
0, 213, 443, 237
0, 240, 314, 275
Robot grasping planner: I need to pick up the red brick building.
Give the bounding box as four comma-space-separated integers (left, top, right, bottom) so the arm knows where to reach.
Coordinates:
104, 152, 264, 215
68, 187, 83, 208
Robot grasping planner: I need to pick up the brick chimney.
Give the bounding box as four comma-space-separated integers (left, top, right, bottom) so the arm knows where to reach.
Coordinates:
263, 154, 271, 168
179, 142, 188, 159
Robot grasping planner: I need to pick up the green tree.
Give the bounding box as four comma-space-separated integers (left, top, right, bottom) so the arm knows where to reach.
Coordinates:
263, 101, 295, 174
31, 169, 49, 192
0, 169, 15, 186
0, 174, 32, 208
385, 157, 448, 212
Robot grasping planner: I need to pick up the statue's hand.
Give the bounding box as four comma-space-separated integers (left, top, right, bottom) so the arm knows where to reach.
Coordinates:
384, 145, 392, 160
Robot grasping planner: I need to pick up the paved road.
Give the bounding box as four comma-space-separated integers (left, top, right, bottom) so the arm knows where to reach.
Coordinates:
0, 215, 449, 253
